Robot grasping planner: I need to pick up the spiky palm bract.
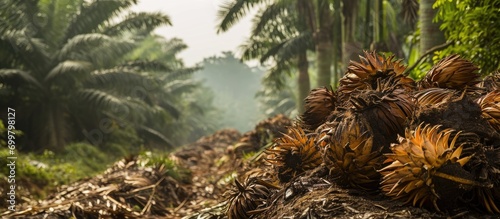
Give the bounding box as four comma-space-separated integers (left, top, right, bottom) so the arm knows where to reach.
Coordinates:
320, 110, 383, 189
225, 177, 279, 219
265, 126, 322, 183
338, 51, 415, 96
419, 55, 481, 90
380, 124, 475, 211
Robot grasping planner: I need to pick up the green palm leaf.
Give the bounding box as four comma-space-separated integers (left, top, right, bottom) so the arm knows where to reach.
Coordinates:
62, 0, 137, 42
164, 79, 200, 96
217, 0, 263, 33
0, 69, 42, 88
0, 30, 50, 72
103, 12, 172, 36
58, 33, 113, 60
87, 69, 159, 88
252, 1, 291, 35
75, 89, 127, 113
44, 60, 93, 83
118, 60, 173, 72
86, 39, 136, 68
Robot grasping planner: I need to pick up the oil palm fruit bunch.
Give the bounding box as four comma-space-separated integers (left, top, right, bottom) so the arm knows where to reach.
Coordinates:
477, 90, 500, 132
338, 51, 415, 96
380, 124, 481, 212
414, 88, 459, 107
233, 114, 292, 155
349, 84, 415, 149
480, 70, 500, 92
464, 144, 500, 213
225, 177, 279, 219
321, 110, 384, 189
265, 126, 322, 183
419, 54, 481, 91
300, 87, 337, 131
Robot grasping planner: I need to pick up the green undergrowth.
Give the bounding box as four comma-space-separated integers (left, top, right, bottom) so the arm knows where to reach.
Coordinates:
0, 121, 188, 209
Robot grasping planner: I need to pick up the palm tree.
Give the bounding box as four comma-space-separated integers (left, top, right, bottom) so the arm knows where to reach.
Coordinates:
217, 0, 335, 88
0, 0, 175, 150
126, 35, 221, 145
237, 1, 313, 113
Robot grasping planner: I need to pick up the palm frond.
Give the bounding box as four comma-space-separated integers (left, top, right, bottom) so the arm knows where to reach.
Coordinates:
163, 67, 200, 81
118, 60, 173, 72
263, 62, 292, 90
57, 33, 113, 61
400, 0, 418, 26
164, 79, 200, 96
156, 99, 181, 119
0, 69, 42, 88
86, 39, 136, 68
103, 12, 172, 36
263, 31, 313, 63
86, 69, 162, 94
75, 89, 127, 113
136, 124, 174, 147
62, 0, 137, 42
217, 0, 263, 33
251, 1, 289, 36
0, 30, 50, 72
44, 60, 93, 83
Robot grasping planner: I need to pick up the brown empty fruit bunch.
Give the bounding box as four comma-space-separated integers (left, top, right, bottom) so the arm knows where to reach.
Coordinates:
477, 90, 500, 133
338, 51, 415, 95
225, 177, 279, 219
321, 110, 384, 190
265, 126, 323, 183
300, 86, 337, 131
380, 124, 478, 211
420, 54, 480, 90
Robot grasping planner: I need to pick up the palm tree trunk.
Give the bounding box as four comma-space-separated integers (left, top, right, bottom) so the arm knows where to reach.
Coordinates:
332, 0, 342, 88
315, 0, 333, 88
419, 0, 445, 54
342, 0, 360, 67
297, 51, 310, 113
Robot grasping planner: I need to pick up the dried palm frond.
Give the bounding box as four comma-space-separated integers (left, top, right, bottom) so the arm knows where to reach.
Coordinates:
477, 90, 500, 132
339, 51, 415, 95
225, 177, 279, 219
414, 88, 459, 107
321, 111, 384, 189
380, 124, 478, 211
265, 126, 323, 183
300, 87, 337, 131
420, 55, 480, 90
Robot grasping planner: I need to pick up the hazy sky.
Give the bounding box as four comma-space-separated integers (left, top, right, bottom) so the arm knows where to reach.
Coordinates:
132, 0, 256, 66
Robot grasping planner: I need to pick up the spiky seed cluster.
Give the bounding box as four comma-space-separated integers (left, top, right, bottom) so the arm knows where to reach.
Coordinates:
414, 88, 459, 107
350, 88, 414, 145
477, 90, 500, 132
300, 87, 336, 131
225, 177, 278, 219
380, 124, 473, 211
265, 126, 322, 182
420, 54, 480, 90
467, 146, 500, 213
338, 51, 415, 95
480, 70, 500, 92
321, 112, 383, 189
